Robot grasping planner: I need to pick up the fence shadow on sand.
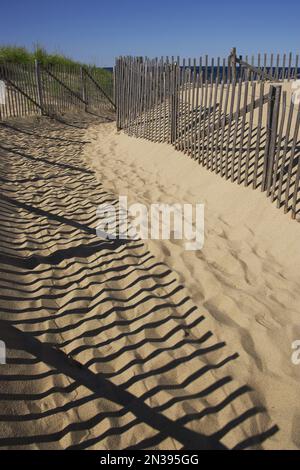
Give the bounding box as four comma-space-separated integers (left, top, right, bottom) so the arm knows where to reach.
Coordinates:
0, 114, 278, 449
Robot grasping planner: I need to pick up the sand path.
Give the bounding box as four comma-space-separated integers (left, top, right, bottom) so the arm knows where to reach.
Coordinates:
84, 121, 300, 449
0, 115, 279, 449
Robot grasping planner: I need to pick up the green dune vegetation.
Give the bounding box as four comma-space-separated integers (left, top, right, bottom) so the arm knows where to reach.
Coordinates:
0, 44, 113, 93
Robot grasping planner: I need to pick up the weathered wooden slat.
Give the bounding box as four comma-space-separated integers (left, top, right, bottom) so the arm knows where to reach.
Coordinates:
287, 52, 292, 81
192, 71, 200, 159
176, 60, 183, 150
208, 57, 220, 170
204, 55, 208, 84
185, 66, 192, 153
155, 58, 163, 142
197, 70, 204, 163
224, 79, 237, 179
204, 57, 214, 167
276, 100, 295, 208
189, 59, 197, 157
257, 53, 261, 81
166, 58, 172, 144
283, 107, 300, 213
17, 64, 27, 115
230, 78, 243, 181
275, 54, 280, 81
35, 60, 44, 114
271, 91, 287, 201
200, 69, 209, 165
294, 54, 299, 79
137, 59, 143, 136
252, 82, 265, 188
264, 85, 282, 195
213, 59, 225, 172
237, 80, 249, 184
162, 63, 167, 142
170, 62, 177, 144
244, 82, 256, 186
291, 109, 300, 218
263, 53, 267, 80
149, 59, 156, 138
281, 53, 286, 80
130, 58, 136, 136
218, 74, 231, 176
14, 63, 23, 116
181, 61, 188, 152
270, 53, 274, 80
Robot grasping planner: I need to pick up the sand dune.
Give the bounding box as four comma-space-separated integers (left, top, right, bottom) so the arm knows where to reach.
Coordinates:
0, 114, 289, 449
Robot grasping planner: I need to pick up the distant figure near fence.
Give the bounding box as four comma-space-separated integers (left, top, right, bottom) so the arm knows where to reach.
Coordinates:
115, 49, 300, 221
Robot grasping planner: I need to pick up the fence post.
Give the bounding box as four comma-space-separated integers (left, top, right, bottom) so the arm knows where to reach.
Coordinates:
116, 58, 122, 131
170, 63, 178, 144
262, 84, 282, 193
230, 47, 237, 82
35, 60, 44, 114
113, 65, 115, 109
239, 54, 243, 80
80, 66, 87, 112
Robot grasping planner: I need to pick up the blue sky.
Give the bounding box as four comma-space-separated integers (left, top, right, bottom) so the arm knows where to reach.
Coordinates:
1, 0, 299, 66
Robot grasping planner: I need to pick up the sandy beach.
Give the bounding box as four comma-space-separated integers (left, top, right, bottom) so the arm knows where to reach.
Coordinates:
84, 121, 300, 449
0, 113, 287, 449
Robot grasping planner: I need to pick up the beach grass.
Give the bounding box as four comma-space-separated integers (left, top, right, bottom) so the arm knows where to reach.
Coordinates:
0, 44, 112, 85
